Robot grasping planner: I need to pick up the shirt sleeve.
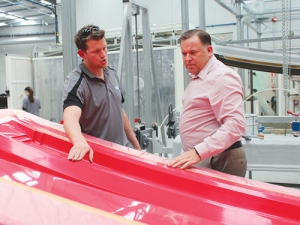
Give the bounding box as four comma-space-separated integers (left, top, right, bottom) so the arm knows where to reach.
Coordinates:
195, 72, 246, 160
63, 76, 83, 111
22, 98, 28, 110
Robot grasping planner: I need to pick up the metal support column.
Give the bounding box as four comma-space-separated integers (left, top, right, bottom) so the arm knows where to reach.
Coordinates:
141, 4, 167, 148
181, 0, 190, 89
281, 0, 291, 115
198, 0, 206, 31
256, 20, 262, 49
118, 0, 166, 148
61, 0, 77, 79
250, 70, 254, 114
141, 7, 152, 130
118, 0, 135, 127
236, 0, 245, 93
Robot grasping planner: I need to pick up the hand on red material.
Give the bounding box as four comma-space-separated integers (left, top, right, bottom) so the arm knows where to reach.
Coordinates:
68, 139, 94, 163
167, 148, 201, 169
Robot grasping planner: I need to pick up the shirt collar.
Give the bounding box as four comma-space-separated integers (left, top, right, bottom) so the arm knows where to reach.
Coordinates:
189, 55, 217, 80
79, 63, 107, 79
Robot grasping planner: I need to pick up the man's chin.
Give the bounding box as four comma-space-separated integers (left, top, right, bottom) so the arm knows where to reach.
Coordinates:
100, 63, 107, 68
186, 67, 195, 74
187, 70, 197, 75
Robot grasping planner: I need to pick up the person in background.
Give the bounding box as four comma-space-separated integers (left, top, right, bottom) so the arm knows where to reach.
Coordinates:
167, 29, 247, 177
22, 86, 41, 116
62, 24, 141, 163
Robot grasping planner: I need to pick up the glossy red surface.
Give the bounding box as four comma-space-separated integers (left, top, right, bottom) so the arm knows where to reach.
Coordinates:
1, 109, 300, 225
0, 177, 144, 225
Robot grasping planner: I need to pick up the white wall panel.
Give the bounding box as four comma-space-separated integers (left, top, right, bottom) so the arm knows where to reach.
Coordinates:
200, 0, 236, 26
33, 57, 64, 122
5, 56, 31, 110
73, 0, 240, 46
75, 0, 237, 31
75, 0, 183, 31
75, 0, 124, 30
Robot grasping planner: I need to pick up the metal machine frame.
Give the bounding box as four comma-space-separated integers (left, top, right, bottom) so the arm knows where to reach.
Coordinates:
117, 0, 167, 149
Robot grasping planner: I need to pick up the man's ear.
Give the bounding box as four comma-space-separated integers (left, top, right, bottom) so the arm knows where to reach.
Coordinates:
207, 45, 213, 57
78, 49, 85, 58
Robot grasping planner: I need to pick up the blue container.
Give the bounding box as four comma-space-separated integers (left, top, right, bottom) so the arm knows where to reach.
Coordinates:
258, 125, 264, 133
291, 121, 300, 132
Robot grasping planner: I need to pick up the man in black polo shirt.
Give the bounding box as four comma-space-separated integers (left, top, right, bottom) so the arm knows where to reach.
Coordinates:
63, 24, 141, 162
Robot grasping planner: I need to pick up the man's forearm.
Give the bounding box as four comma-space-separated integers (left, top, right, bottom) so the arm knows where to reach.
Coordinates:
122, 109, 141, 150
64, 119, 85, 144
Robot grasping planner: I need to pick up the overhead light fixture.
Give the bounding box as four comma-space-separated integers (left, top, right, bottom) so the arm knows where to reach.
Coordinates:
6, 14, 17, 19
40, 0, 52, 5
0, 22, 7, 26
20, 20, 36, 25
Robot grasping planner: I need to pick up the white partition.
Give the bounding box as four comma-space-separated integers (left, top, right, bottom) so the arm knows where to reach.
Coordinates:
5, 55, 64, 123
33, 56, 64, 123
5, 56, 32, 110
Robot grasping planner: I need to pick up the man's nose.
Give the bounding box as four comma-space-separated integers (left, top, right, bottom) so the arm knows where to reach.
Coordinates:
100, 50, 106, 57
186, 54, 192, 61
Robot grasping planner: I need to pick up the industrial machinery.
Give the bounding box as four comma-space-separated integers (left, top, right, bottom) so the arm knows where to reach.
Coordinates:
133, 104, 178, 156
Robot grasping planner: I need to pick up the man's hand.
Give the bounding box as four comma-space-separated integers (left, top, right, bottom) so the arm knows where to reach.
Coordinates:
68, 139, 94, 163
167, 149, 201, 169
133, 143, 142, 151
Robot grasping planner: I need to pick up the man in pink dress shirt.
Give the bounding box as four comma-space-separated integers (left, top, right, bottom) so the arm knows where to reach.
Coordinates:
167, 29, 247, 177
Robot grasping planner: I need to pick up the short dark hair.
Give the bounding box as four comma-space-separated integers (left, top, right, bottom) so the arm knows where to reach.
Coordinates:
178, 29, 211, 46
74, 24, 105, 51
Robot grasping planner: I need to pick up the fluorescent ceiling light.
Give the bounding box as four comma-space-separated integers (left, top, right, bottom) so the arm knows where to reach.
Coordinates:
6, 14, 17, 19
0, 22, 7, 26
40, 0, 52, 5
20, 20, 36, 25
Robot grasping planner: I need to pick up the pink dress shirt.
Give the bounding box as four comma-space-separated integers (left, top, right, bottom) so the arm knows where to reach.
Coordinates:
179, 55, 246, 161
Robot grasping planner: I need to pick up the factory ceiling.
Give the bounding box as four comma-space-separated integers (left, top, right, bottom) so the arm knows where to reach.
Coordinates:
0, 0, 299, 57
0, 0, 57, 28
